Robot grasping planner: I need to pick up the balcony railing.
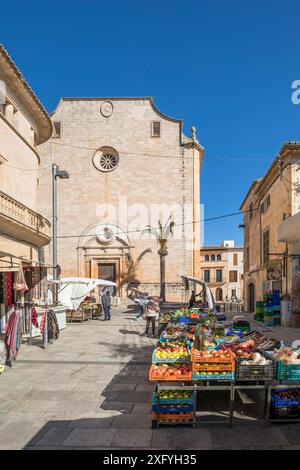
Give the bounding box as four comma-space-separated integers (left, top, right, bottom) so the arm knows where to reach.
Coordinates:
0, 190, 51, 239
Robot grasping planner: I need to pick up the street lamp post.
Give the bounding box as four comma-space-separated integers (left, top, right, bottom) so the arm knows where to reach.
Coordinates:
52, 163, 69, 305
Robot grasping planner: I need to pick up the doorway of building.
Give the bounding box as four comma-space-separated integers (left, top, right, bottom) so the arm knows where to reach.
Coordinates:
248, 283, 255, 313
98, 263, 117, 296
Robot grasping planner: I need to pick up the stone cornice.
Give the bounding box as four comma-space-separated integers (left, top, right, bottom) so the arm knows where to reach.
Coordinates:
0, 44, 52, 144
0, 112, 40, 163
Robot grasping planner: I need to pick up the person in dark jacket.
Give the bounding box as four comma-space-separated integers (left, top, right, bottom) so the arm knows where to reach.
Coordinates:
102, 290, 111, 320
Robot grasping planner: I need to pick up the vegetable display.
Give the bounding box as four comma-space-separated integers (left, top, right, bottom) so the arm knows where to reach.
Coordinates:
150, 364, 192, 380
272, 347, 300, 365
150, 307, 300, 428
154, 343, 189, 360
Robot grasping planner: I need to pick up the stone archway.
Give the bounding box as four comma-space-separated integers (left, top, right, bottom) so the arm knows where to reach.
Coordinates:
76, 222, 131, 298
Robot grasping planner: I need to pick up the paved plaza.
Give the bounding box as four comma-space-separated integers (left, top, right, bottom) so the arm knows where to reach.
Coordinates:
0, 305, 300, 450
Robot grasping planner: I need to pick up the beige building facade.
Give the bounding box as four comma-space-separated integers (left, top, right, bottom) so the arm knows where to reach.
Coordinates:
240, 142, 300, 326
0, 45, 52, 269
200, 240, 243, 303
37, 97, 204, 301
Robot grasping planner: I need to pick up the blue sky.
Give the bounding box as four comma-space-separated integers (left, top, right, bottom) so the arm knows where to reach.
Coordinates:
2, 0, 300, 246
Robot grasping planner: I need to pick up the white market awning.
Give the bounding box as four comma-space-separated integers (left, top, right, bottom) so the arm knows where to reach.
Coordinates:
52, 277, 116, 310
180, 275, 216, 311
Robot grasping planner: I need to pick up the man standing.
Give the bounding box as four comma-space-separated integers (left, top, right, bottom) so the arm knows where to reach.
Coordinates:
102, 290, 111, 321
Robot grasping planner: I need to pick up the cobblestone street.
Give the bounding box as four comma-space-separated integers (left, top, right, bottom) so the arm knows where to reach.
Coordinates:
1, 305, 300, 450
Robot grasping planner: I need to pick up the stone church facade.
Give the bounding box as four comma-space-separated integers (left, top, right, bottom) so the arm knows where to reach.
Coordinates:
37, 97, 204, 301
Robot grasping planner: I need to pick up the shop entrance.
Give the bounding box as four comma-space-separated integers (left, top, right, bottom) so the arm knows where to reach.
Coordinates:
248, 283, 255, 312
98, 263, 117, 296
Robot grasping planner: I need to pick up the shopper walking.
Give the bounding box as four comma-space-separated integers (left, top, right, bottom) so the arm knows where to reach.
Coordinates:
143, 296, 160, 337
102, 290, 111, 321
134, 292, 149, 321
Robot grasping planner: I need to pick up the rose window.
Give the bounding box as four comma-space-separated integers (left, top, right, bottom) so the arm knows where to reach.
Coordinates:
100, 153, 118, 171
92, 146, 119, 172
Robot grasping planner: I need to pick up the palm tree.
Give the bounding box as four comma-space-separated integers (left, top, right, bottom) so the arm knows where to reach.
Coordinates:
142, 216, 175, 302
121, 248, 152, 287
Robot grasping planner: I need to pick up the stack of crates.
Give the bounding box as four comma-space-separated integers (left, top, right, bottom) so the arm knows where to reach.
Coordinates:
255, 301, 264, 322
151, 390, 195, 427
264, 293, 274, 326
272, 290, 281, 326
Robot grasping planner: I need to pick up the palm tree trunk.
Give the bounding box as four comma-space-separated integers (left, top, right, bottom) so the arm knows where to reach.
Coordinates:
160, 254, 166, 302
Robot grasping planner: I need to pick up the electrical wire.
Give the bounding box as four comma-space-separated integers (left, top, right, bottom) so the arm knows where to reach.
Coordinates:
50, 141, 271, 162
0, 159, 53, 172
55, 207, 257, 239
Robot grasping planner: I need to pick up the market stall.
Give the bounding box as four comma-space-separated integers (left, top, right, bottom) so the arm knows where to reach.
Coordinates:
149, 307, 300, 428
0, 261, 62, 371
54, 277, 116, 323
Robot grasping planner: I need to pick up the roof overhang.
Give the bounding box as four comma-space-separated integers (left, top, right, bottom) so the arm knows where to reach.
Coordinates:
0, 44, 52, 144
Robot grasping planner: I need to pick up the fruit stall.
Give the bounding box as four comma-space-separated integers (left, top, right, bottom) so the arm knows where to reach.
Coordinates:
149, 308, 300, 428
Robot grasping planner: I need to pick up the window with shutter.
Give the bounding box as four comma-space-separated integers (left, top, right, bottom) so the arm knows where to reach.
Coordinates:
53, 121, 61, 138
263, 230, 269, 264
229, 270, 238, 282
152, 121, 161, 137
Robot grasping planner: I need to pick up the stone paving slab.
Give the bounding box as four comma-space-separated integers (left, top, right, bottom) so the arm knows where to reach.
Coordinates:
68, 417, 115, 428
280, 424, 300, 446
245, 425, 290, 447
150, 427, 212, 450
29, 427, 73, 447
62, 428, 118, 447
111, 429, 153, 448
209, 425, 252, 447
111, 413, 152, 428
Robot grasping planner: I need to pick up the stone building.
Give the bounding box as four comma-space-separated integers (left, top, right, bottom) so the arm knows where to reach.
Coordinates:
37, 97, 204, 302
200, 240, 243, 303
0, 45, 52, 269
240, 142, 300, 326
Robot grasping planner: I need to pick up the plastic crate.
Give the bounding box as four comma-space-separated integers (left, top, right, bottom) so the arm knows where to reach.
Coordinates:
270, 406, 300, 420
178, 316, 190, 323
152, 404, 193, 413
271, 389, 300, 408
235, 351, 277, 381
192, 362, 234, 372
234, 325, 251, 333
277, 362, 300, 381
151, 411, 193, 420
152, 348, 190, 364
149, 364, 192, 382
191, 348, 235, 363
192, 371, 234, 381
152, 395, 194, 406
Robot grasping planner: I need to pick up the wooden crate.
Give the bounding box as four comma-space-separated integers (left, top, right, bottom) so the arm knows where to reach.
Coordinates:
66, 310, 91, 323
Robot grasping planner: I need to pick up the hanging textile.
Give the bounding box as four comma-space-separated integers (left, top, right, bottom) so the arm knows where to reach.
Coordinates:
40, 309, 59, 342
47, 310, 60, 342
5, 307, 22, 365
7, 272, 13, 306
40, 310, 47, 335
31, 307, 39, 329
